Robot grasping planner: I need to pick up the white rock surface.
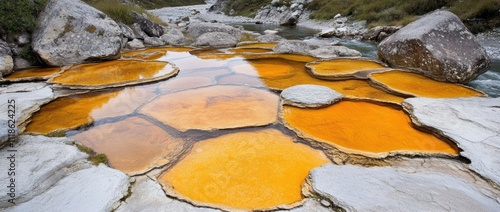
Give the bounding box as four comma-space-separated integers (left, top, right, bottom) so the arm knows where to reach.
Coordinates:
257, 33, 285, 42
0, 135, 88, 207
0, 83, 54, 147
117, 176, 219, 212
276, 199, 331, 212
5, 164, 129, 212
281, 85, 343, 108
310, 164, 500, 211
403, 97, 500, 185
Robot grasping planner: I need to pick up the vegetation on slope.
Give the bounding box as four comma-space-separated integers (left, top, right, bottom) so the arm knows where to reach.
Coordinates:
133, 0, 206, 9
0, 0, 48, 36
222, 0, 271, 17
307, 0, 500, 32
83, 0, 164, 25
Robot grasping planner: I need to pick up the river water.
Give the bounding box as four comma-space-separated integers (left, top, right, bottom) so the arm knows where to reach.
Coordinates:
232, 23, 500, 97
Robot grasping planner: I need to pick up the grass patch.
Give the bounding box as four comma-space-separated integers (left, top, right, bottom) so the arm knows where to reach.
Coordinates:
306, 0, 500, 32
133, 0, 206, 9
76, 144, 109, 166
0, 0, 48, 36
83, 0, 166, 25
223, 0, 272, 17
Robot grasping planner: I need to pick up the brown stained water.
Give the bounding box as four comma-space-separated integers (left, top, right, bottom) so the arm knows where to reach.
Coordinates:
4, 67, 61, 81
24, 48, 466, 210
50, 60, 178, 88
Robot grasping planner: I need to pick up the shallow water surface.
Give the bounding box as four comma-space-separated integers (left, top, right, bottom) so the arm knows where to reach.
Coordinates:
22, 48, 475, 210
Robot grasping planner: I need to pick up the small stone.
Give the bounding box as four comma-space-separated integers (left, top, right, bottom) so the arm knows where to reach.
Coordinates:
126, 39, 145, 49
193, 32, 238, 48
281, 84, 343, 108
143, 36, 164, 46
320, 200, 331, 207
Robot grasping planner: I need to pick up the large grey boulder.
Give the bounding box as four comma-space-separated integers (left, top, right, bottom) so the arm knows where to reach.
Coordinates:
0, 39, 13, 76
5, 164, 129, 212
116, 176, 219, 212
0, 136, 88, 207
132, 12, 164, 38
193, 32, 238, 48
377, 10, 490, 83
310, 163, 500, 211
281, 85, 343, 108
308, 46, 362, 59
273, 40, 319, 55
187, 22, 242, 40
403, 97, 500, 186
32, 0, 122, 66
0, 83, 54, 148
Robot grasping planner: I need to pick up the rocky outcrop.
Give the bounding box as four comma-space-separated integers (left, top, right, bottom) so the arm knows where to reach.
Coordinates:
187, 22, 242, 40
281, 85, 343, 108
0, 136, 87, 207
32, 0, 122, 66
403, 97, 500, 186
144, 37, 164, 47
308, 46, 361, 59
0, 83, 54, 148
126, 39, 145, 49
257, 33, 285, 42
362, 25, 401, 41
255, 0, 306, 26
272, 40, 319, 55
132, 12, 164, 37
309, 163, 500, 211
119, 23, 136, 40
193, 32, 238, 48
0, 39, 13, 76
116, 176, 219, 212
161, 28, 190, 46
377, 10, 491, 83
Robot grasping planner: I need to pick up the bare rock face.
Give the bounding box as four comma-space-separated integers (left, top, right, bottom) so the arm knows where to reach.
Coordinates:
0, 39, 13, 76
193, 32, 238, 48
0, 83, 54, 148
377, 10, 490, 83
257, 34, 285, 42
309, 163, 500, 211
32, 0, 122, 66
0, 136, 88, 208
403, 97, 500, 186
308, 46, 362, 59
273, 40, 319, 56
187, 22, 242, 40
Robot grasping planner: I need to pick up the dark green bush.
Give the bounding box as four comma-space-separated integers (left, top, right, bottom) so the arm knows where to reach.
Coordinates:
0, 0, 48, 35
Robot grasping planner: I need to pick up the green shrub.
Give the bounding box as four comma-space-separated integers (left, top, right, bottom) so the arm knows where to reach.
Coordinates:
306, 0, 499, 32
224, 0, 271, 17
76, 144, 109, 165
0, 0, 48, 35
83, 0, 166, 25
134, 0, 205, 9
